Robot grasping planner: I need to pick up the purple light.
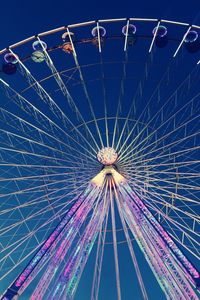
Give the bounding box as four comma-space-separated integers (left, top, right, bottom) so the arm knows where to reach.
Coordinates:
32, 40, 47, 51
91, 26, 106, 37
123, 183, 200, 284
122, 24, 137, 36
152, 25, 167, 38
185, 30, 198, 43
13, 186, 94, 290
4, 53, 18, 64
62, 31, 74, 42
121, 187, 199, 299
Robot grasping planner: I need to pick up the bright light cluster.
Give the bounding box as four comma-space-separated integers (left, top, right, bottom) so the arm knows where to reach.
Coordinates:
97, 147, 118, 165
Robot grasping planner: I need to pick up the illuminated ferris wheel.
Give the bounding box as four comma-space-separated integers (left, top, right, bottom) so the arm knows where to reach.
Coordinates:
0, 17, 199, 300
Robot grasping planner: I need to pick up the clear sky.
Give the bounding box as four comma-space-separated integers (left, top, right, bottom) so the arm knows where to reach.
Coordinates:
1, 0, 200, 49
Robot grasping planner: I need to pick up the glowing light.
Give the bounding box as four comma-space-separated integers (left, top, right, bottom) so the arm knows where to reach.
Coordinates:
91, 26, 106, 37
123, 183, 200, 284
62, 31, 74, 42
97, 147, 118, 165
91, 166, 125, 187
31, 51, 45, 63
32, 40, 47, 51
4, 53, 18, 64
184, 30, 198, 43
152, 25, 167, 38
122, 24, 137, 36
62, 43, 73, 54
11, 186, 94, 291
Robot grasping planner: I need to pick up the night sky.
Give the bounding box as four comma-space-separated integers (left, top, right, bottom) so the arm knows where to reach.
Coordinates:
0, 1, 200, 299
1, 0, 200, 49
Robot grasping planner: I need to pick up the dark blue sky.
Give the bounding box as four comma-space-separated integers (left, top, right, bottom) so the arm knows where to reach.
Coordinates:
1, 0, 200, 50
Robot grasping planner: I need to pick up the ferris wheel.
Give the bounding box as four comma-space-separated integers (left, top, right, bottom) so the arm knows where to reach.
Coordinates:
0, 17, 199, 300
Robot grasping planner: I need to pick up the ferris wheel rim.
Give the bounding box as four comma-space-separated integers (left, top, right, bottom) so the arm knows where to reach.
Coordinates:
0, 15, 200, 300
0, 17, 199, 56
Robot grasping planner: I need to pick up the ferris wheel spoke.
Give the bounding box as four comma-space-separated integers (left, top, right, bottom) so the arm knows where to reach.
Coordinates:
129, 173, 199, 221
129, 176, 200, 216
132, 174, 200, 205
120, 159, 200, 171
116, 61, 171, 155
125, 156, 199, 179
119, 191, 180, 298
126, 171, 200, 193
0, 180, 92, 241
146, 204, 200, 244
5, 50, 99, 155
0, 179, 90, 254
0, 196, 70, 237
44, 180, 107, 300
0, 162, 88, 169
0, 87, 97, 162
135, 182, 200, 235
0, 239, 44, 282
119, 108, 200, 165
0, 170, 90, 184
113, 182, 149, 300
125, 155, 198, 173
120, 145, 200, 171
150, 206, 200, 260
115, 47, 158, 152
120, 154, 200, 184
0, 174, 89, 200
130, 171, 200, 196
0, 207, 65, 270
17, 187, 104, 299
112, 51, 129, 149
127, 182, 200, 257
110, 178, 122, 300
67, 32, 104, 149
99, 54, 109, 147
0, 168, 87, 196
0, 218, 62, 283
0, 166, 98, 183
127, 169, 200, 178
0, 127, 95, 166
0, 182, 77, 217
36, 36, 101, 151
0, 182, 96, 283
66, 184, 109, 300
126, 119, 199, 166
118, 107, 200, 166
90, 185, 109, 300
118, 63, 199, 160
0, 145, 87, 166
119, 183, 199, 293
145, 201, 200, 247
1, 180, 93, 219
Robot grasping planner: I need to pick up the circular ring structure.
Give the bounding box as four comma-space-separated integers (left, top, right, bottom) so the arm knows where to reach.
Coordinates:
0, 17, 200, 300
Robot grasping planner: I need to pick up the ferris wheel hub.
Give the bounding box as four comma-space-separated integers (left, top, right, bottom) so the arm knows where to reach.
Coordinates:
97, 147, 118, 165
